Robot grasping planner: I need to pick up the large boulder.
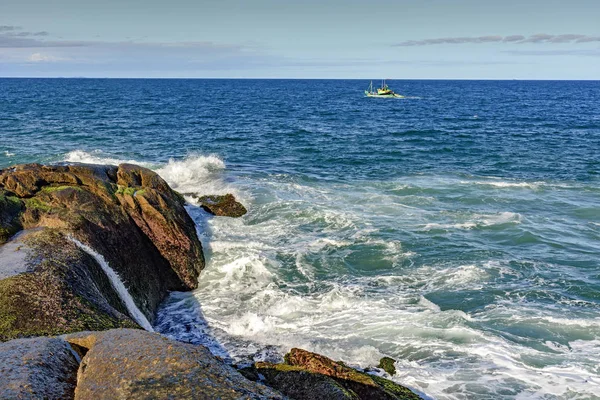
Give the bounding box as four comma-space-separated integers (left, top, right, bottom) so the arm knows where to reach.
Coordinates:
243, 348, 420, 400
64, 329, 284, 400
0, 336, 80, 399
0, 163, 205, 340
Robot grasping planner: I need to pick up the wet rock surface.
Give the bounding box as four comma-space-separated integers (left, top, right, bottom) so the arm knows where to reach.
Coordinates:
242, 348, 420, 400
0, 336, 80, 400
0, 229, 139, 341
193, 193, 248, 217
65, 329, 284, 400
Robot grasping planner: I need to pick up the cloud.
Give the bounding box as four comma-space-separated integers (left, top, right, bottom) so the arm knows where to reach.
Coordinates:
504, 35, 526, 42
394, 34, 600, 46
0, 25, 21, 32
0, 25, 253, 54
0, 25, 86, 48
27, 52, 68, 62
0, 24, 271, 74
503, 49, 600, 57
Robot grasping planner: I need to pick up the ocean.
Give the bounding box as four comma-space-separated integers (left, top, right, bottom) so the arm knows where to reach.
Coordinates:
1, 78, 599, 399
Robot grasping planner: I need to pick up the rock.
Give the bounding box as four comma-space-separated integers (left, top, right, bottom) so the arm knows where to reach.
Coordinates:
0, 336, 80, 399
64, 329, 284, 400
259, 348, 421, 400
0, 229, 138, 341
378, 357, 397, 376
0, 230, 32, 280
0, 163, 205, 340
0, 189, 23, 244
284, 348, 375, 387
195, 193, 247, 217
241, 362, 359, 400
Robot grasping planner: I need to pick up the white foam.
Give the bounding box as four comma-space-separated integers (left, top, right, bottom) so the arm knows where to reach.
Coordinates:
62, 150, 599, 398
422, 211, 521, 231
423, 222, 477, 230
63, 150, 239, 200
63, 150, 153, 167
161, 191, 599, 399
3, 150, 15, 157
69, 237, 154, 331
462, 179, 541, 189
155, 154, 228, 195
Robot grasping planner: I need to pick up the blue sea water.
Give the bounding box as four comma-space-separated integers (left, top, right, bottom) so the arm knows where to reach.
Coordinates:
1, 78, 600, 399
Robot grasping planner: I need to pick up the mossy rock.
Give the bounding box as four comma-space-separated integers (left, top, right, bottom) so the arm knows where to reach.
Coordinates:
196, 194, 247, 217
0, 272, 138, 342
115, 185, 137, 196
0, 163, 206, 341
0, 229, 139, 342
245, 362, 359, 400
40, 185, 83, 193
0, 190, 23, 244
245, 349, 421, 400
378, 356, 397, 376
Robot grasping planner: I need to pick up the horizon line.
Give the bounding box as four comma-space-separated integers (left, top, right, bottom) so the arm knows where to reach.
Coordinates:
1, 76, 599, 81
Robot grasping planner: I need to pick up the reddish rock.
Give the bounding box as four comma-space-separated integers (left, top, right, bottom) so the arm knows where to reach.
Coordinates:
196, 193, 247, 217
278, 348, 420, 400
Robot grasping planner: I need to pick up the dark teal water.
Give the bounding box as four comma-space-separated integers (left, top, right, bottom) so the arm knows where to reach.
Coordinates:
1, 79, 600, 399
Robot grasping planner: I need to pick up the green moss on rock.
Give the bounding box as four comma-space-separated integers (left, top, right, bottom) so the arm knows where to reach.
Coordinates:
270, 348, 421, 400
378, 356, 397, 376
116, 185, 137, 196
0, 229, 140, 342
0, 191, 23, 244
0, 270, 138, 342
247, 362, 359, 400
41, 185, 83, 193
24, 197, 52, 212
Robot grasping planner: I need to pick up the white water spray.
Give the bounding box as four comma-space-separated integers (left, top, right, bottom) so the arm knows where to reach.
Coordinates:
69, 237, 154, 331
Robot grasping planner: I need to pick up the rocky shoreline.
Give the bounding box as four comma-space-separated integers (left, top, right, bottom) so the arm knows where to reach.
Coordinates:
0, 163, 421, 399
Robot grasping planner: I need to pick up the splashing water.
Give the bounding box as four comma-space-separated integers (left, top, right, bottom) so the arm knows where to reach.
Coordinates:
69, 237, 154, 332
59, 150, 600, 400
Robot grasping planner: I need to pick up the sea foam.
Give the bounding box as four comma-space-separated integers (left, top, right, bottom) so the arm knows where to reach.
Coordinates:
62, 149, 600, 399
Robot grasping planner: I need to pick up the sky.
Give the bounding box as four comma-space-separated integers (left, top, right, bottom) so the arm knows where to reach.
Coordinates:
0, 0, 599, 79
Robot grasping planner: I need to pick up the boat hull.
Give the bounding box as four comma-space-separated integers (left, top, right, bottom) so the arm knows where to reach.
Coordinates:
365, 91, 404, 98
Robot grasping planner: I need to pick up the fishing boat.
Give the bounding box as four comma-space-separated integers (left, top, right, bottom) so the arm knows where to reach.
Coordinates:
365, 80, 404, 98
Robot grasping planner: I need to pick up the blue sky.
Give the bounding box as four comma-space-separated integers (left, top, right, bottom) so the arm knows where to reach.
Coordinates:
1, 0, 599, 78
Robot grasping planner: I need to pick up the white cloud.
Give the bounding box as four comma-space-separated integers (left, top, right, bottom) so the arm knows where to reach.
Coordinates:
27, 52, 67, 62
394, 34, 600, 47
